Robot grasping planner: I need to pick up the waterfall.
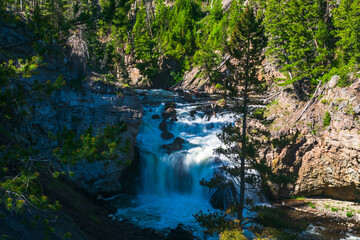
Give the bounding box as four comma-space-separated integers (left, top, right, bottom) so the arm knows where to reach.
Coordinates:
113, 90, 256, 238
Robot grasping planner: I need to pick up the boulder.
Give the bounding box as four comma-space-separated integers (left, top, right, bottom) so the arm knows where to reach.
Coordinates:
159, 120, 168, 133
165, 101, 176, 109
162, 137, 185, 154
166, 224, 194, 240
190, 110, 197, 118
152, 114, 161, 119
159, 120, 175, 140
162, 101, 177, 121
256, 82, 360, 201
205, 110, 215, 121
161, 131, 175, 140
216, 99, 227, 109
162, 108, 177, 121
328, 75, 340, 88
182, 92, 194, 101
353, 104, 360, 115
209, 173, 237, 210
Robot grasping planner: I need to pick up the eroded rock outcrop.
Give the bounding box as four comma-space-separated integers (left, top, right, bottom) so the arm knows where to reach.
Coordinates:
0, 20, 143, 195
24, 80, 143, 194
260, 78, 360, 200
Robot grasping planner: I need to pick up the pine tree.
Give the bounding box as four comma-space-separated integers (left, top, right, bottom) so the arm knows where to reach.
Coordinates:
196, 6, 268, 230
223, 5, 267, 222
333, 0, 360, 65
133, 1, 159, 80
264, 0, 334, 97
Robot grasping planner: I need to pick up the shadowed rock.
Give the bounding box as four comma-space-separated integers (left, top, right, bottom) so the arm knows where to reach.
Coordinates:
162, 137, 185, 154
162, 101, 177, 121
152, 114, 160, 119
166, 224, 194, 240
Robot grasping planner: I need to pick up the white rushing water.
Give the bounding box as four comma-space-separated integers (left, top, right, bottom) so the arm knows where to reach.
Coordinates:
114, 90, 236, 238
111, 90, 360, 240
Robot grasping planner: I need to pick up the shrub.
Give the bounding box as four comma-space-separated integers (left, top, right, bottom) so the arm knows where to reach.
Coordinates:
323, 111, 331, 128
306, 202, 316, 209
346, 211, 354, 218
220, 229, 247, 240
215, 83, 224, 90
320, 99, 328, 105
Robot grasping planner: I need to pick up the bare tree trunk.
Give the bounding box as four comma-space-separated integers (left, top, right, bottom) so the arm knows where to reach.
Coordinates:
145, 1, 153, 38
238, 75, 247, 223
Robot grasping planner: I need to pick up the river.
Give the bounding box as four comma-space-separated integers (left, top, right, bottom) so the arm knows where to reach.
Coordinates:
108, 90, 360, 240
111, 89, 237, 239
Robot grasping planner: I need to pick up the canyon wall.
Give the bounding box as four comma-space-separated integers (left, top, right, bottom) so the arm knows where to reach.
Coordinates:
0, 19, 143, 195
262, 76, 360, 200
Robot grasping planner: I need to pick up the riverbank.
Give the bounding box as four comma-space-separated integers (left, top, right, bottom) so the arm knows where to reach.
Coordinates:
271, 198, 360, 239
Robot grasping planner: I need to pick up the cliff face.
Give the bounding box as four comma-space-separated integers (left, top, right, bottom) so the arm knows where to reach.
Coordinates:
0, 19, 143, 195
262, 76, 360, 200
28, 81, 143, 194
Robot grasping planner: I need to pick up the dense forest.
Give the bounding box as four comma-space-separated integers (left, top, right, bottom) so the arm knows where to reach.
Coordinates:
1, 0, 359, 87
1, 0, 360, 239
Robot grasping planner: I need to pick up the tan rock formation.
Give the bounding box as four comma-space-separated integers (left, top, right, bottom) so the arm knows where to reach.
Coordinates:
262, 78, 360, 200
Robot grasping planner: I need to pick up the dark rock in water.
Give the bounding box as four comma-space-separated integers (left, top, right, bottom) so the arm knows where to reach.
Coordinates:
182, 92, 194, 101
162, 101, 177, 121
166, 224, 194, 240
205, 110, 214, 121
139, 91, 149, 97
159, 120, 175, 140
159, 120, 168, 132
162, 137, 185, 154
195, 92, 210, 98
190, 110, 197, 118
152, 114, 161, 119
209, 173, 237, 210
206, 123, 215, 130
161, 131, 175, 140
165, 101, 176, 109
162, 107, 177, 121
195, 104, 212, 112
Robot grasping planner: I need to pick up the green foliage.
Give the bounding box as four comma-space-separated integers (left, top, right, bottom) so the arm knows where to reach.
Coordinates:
251, 108, 266, 121
220, 229, 247, 240
306, 202, 316, 209
333, 0, 360, 65
53, 122, 127, 165
264, 0, 335, 88
196, 7, 292, 235
194, 210, 240, 235
323, 111, 331, 128
0, 144, 62, 214
331, 206, 339, 212
271, 131, 299, 151
346, 211, 354, 218
2, 0, 360, 89
132, 1, 159, 80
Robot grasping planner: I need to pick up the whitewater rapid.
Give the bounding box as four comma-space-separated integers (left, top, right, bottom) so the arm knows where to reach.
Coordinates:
114, 90, 235, 238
